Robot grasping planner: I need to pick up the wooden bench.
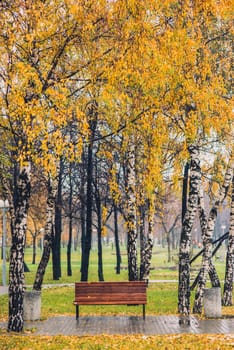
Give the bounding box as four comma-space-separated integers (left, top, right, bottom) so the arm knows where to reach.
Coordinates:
74, 281, 147, 320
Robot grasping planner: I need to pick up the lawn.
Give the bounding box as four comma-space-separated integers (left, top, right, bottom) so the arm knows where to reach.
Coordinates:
18, 243, 229, 285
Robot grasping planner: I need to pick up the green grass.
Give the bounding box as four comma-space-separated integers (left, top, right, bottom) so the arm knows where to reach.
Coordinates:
2, 244, 182, 286
43, 282, 180, 317
0, 243, 228, 286
19, 244, 228, 285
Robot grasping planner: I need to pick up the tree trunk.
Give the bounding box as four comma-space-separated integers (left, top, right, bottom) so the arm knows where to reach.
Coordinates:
96, 195, 104, 281
32, 235, 36, 264
178, 145, 201, 316
172, 229, 176, 250
182, 161, 189, 222
191, 186, 221, 294
8, 164, 31, 332
223, 174, 234, 306
81, 102, 97, 281
139, 205, 146, 280
33, 174, 57, 291
167, 232, 171, 263
67, 208, 73, 276
67, 162, 73, 276
52, 158, 63, 280
126, 141, 138, 281
80, 152, 86, 272
191, 234, 227, 291
113, 203, 121, 274
162, 216, 180, 264
208, 263, 221, 288
80, 144, 93, 281
193, 155, 233, 313
140, 208, 154, 283
80, 184, 86, 272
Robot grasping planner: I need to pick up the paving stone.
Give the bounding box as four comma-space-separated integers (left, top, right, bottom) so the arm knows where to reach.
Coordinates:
1, 315, 232, 335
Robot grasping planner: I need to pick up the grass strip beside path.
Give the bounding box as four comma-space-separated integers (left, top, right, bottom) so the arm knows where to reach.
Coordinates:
0, 334, 234, 350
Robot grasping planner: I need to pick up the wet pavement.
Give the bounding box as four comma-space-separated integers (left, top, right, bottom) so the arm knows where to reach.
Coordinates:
22, 315, 234, 335
0, 315, 233, 335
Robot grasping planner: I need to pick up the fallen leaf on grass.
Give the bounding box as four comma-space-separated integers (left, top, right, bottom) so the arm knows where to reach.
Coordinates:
1, 334, 234, 350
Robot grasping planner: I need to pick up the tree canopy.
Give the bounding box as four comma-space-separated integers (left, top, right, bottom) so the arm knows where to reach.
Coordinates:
0, 0, 233, 332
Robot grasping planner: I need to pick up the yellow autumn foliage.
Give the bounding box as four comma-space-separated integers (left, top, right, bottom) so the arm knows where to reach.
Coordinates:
0, 0, 232, 195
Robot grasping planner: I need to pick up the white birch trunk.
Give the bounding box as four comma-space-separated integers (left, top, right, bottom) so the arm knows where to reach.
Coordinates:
139, 204, 146, 280
193, 187, 220, 290
126, 141, 138, 281
8, 164, 31, 332
223, 174, 234, 305
140, 210, 154, 283
193, 154, 234, 313
33, 173, 57, 290
178, 145, 201, 316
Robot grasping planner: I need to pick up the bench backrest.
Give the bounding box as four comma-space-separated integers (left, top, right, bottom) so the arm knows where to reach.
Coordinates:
74, 281, 147, 305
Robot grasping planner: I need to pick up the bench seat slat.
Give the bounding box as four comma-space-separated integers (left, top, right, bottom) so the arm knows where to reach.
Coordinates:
75, 292, 147, 296
74, 300, 146, 305
75, 286, 146, 290
74, 294, 146, 301
75, 283, 146, 291
74, 298, 146, 304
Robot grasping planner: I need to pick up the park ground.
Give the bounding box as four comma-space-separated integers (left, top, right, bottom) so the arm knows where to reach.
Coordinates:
0, 245, 233, 349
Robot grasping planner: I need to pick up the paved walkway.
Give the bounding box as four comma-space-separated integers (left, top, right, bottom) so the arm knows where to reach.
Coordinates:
1, 285, 233, 335
0, 315, 233, 335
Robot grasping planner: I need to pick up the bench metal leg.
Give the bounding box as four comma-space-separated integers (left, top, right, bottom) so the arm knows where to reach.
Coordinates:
76, 305, 79, 320
143, 305, 145, 320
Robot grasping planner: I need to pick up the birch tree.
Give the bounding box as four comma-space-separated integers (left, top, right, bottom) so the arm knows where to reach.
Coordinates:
0, 1, 84, 332
223, 174, 234, 306
178, 145, 201, 318
7, 164, 31, 332
193, 152, 234, 313
139, 202, 154, 283
33, 172, 58, 290
126, 138, 138, 281
195, 186, 221, 289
